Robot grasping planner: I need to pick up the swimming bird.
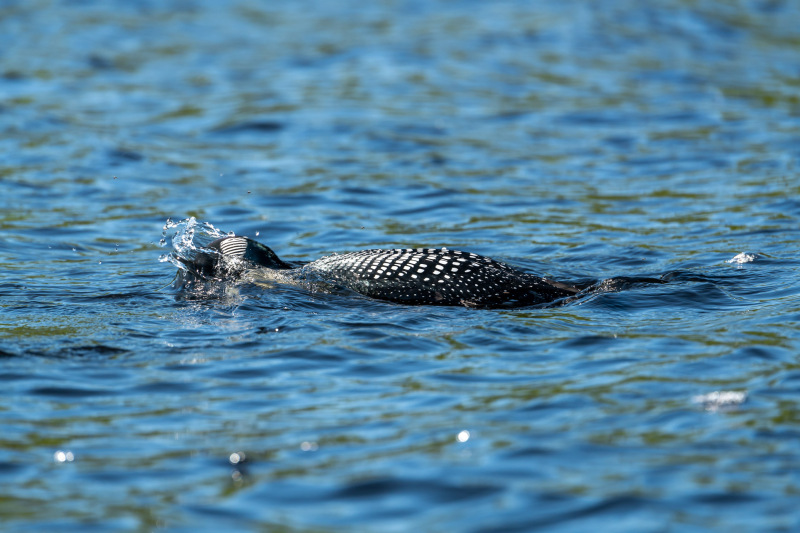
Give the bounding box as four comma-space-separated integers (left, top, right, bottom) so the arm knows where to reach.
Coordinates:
181, 235, 581, 308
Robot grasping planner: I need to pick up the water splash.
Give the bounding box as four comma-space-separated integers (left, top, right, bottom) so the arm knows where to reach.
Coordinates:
727, 252, 758, 265
692, 390, 748, 412
158, 217, 233, 273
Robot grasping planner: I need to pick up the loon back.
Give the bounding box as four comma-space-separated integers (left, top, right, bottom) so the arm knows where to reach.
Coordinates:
196, 236, 578, 307
305, 247, 577, 307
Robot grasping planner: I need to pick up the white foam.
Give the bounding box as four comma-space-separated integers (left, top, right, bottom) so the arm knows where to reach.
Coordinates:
727, 252, 758, 264
692, 390, 747, 412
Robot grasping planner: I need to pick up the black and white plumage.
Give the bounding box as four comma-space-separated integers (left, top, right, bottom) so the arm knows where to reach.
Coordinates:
189, 236, 580, 308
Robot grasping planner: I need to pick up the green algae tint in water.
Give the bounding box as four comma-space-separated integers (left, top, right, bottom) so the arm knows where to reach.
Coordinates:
1, 0, 800, 531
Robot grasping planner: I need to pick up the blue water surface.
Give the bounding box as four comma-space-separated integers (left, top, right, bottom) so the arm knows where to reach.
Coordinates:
2, 0, 800, 531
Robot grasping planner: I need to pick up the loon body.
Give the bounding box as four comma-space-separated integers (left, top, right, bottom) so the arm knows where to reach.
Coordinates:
184, 236, 580, 308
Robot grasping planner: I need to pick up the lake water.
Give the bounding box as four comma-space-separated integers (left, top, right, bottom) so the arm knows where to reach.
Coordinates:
2, 0, 800, 531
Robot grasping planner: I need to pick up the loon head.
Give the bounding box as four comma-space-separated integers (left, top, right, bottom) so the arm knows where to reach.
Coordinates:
181, 236, 291, 280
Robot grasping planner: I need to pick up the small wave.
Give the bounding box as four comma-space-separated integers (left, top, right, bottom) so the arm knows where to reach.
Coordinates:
727, 252, 758, 264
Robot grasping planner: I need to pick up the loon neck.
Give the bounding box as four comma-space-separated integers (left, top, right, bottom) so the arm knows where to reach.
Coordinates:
213, 236, 293, 270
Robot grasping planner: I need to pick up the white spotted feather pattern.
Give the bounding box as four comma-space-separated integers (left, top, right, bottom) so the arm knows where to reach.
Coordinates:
303, 247, 574, 307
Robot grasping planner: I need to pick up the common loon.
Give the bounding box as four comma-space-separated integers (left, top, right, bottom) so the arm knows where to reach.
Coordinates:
181, 235, 581, 308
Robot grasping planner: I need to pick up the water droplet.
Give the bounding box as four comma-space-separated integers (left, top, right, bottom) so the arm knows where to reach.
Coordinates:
54, 450, 75, 463
300, 441, 318, 452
